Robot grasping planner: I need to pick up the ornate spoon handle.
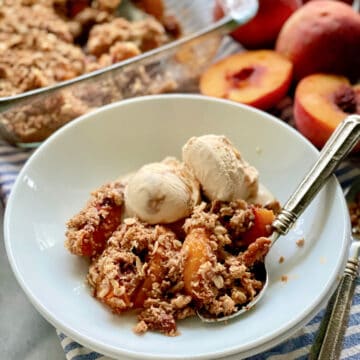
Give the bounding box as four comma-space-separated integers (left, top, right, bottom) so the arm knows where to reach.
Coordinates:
273, 114, 360, 237
309, 252, 359, 360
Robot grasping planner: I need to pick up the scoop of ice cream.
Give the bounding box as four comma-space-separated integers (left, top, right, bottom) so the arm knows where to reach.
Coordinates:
124, 157, 200, 224
248, 183, 276, 206
182, 135, 258, 201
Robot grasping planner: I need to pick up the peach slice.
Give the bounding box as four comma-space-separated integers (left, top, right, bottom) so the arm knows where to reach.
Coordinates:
132, 228, 181, 308
133, 251, 164, 308
199, 50, 293, 110
294, 73, 360, 149
182, 228, 212, 298
241, 207, 275, 246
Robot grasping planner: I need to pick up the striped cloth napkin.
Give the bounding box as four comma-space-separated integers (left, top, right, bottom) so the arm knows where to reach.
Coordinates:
1, 141, 360, 360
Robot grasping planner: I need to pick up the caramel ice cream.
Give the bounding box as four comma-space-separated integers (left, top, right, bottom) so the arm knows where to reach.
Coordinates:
124, 157, 200, 224
182, 135, 259, 202
248, 183, 276, 207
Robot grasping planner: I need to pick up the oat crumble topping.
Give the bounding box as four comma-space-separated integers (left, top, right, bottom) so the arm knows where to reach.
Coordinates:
66, 185, 279, 334
64, 135, 283, 336
65, 180, 125, 257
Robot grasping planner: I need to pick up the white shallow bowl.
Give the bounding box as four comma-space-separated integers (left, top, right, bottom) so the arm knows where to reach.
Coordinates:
4, 95, 351, 360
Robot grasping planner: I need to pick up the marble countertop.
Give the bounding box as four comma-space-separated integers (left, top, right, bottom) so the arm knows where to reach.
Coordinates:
0, 204, 65, 360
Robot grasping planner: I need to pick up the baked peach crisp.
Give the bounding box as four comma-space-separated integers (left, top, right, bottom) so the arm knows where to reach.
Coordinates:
65, 135, 280, 335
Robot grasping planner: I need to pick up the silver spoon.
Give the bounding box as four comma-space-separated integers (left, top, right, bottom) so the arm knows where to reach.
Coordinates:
198, 114, 360, 322
309, 175, 360, 359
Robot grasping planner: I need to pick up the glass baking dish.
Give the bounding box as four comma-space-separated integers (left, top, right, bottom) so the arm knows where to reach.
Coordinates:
0, 0, 256, 147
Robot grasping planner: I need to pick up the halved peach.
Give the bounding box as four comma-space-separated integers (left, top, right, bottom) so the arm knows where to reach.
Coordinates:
294, 73, 360, 149
200, 50, 293, 110
83, 205, 123, 256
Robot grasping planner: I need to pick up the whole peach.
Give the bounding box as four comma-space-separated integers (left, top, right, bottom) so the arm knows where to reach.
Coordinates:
294, 73, 360, 149
276, 0, 360, 81
213, 0, 302, 49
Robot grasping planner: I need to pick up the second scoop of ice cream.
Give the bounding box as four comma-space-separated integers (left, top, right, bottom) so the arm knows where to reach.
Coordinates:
182, 135, 259, 202
124, 157, 200, 224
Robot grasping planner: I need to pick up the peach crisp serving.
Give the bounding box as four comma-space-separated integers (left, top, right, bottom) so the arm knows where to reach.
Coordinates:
65, 135, 280, 336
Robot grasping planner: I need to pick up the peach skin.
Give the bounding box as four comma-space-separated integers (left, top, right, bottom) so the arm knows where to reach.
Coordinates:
276, 0, 360, 81
213, 0, 301, 49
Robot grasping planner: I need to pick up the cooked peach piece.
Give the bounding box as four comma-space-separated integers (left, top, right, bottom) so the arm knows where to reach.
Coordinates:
133, 251, 164, 308
182, 228, 213, 297
200, 50, 293, 110
65, 181, 124, 257
241, 207, 275, 246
